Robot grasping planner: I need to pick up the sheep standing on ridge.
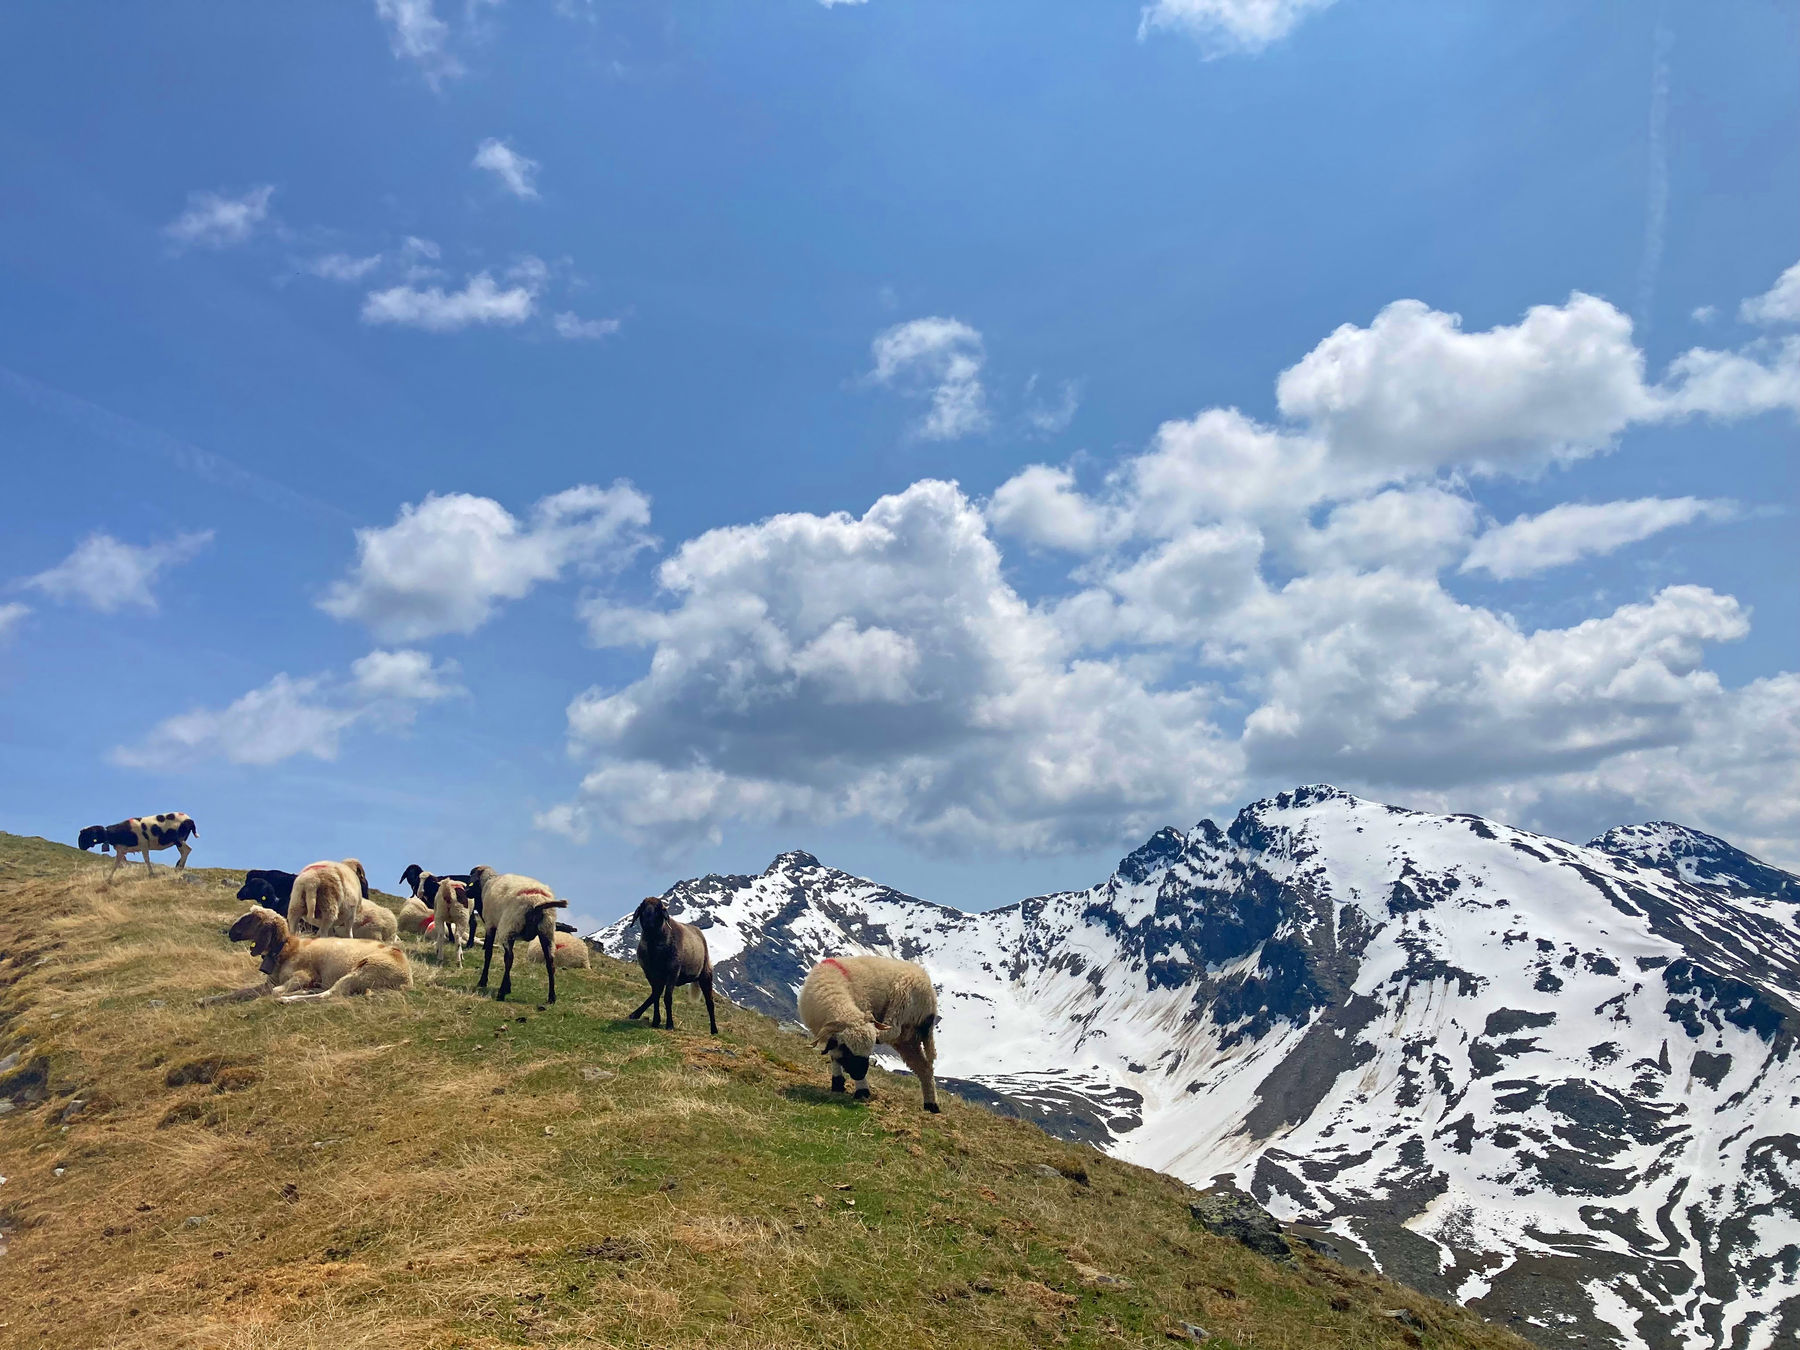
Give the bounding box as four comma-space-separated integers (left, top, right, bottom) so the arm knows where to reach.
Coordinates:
466, 866, 566, 1003
289, 859, 369, 939
625, 896, 718, 1034
201, 906, 411, 1004
432, 878, 476, 966
78, 813, 198, 876
798, 955, 940, 1112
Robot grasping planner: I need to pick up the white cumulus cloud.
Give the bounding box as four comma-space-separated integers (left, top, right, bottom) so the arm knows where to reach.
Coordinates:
1462, 497, 1737, 581
374, 0, 462, 84
1740, 259, 1800, 326
1139, 0, 1337, 55
473, 137, 540, 199
361, 272, 536, 332
868, 317, 989, 440
24, 531, 213, 613
320, 483, 652, 641
113, 649, 461, 770
164, 186, 274, 250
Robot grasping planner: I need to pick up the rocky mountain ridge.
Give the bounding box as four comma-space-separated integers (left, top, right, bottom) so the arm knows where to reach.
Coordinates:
592, 787, 1800, 1350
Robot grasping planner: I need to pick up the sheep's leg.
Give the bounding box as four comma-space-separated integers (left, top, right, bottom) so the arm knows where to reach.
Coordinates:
140, 848, 154, 874
497, 939, 515, 1002
849, 1067, 871, 1100
108, 850, 126, 879
662, 982, 675, 1031
477, 927, 498, 992
700, 971, 719, 1036
627, 984, 658, 1020
830, 1068, 846, 1093
538, 930, 557, 1005
200, 982, 272, 1006
894, 1037, 941, 1114
175, 840, 190, 870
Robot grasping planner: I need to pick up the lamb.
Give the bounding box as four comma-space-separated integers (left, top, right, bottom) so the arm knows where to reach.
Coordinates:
399, 865, 473, 906
798, 955, 940, 1112
288, 859, 369, 939
201, 906, 411, 1005
431, 878, 476, 966
236, 869, 298, 918
465, 866, 567, 1003
625, 896, 718, 1034
78, 812, 198, 876
524, 930, 592, 969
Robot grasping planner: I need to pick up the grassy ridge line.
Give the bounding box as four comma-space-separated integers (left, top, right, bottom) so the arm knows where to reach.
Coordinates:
0, 839, 1530, 1350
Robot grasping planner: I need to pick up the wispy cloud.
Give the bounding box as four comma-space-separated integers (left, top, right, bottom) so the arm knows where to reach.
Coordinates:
868, 317, 989, 440
23, 531, 213, 612
302, 252, 384, 283
163, 185, 274, 250
1023, 375, 1081, 436
1740, 259, 1800, 327
1461, 496, 1736, 580
374, 0, 463, 85
473, 137, 540, 199
1138, 0, 1337, 56
1636, 13, 1674, 330
553, 311, 622, 340
0, 602, 28, 641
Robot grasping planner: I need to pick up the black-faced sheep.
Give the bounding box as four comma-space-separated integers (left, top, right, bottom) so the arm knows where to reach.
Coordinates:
78, 813, 197, 876
625, 896, 718, 1034
466, 866, 567, 1003
289, 859, 369, 939
798, 955, 940, 1112
399, 865, 473, 905
201, 906, 411, 1004
236, 869, 298, 918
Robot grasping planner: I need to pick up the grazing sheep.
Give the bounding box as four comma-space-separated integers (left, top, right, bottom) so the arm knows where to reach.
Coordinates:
236, 869, 298, 918
351, 897, 400, 944
289, 859, 369, 939
78, 813, 198, 876
396, 894, 433, 936
431, 878, 476, 966
201, 906, 411, 1005
524, 930, 592, 969
798, 955, 940, 1112
625, 896, 718, 1034
466, 866, 567, 1003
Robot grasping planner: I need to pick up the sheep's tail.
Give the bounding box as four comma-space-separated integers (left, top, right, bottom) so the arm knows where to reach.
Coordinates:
918, 1012, 937, 1063
180, 818, 198, 840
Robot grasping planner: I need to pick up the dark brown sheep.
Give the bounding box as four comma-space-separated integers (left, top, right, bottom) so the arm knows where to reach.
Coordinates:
625, 896, 718, 1034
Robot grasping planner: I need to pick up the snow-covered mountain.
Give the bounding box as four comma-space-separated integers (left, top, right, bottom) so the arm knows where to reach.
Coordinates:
592, 786, 1800, 1350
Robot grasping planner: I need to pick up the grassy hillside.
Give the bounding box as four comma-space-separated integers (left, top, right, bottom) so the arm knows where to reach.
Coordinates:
0, 834, 1533, 1350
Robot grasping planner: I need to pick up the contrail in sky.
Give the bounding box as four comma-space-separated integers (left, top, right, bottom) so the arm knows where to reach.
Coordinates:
1636, 12, 1674, 335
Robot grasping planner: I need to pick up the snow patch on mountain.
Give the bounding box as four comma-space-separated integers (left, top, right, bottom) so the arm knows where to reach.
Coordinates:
593, 787, 1800, 1350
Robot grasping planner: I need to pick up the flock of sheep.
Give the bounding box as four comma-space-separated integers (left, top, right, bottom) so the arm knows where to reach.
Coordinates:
76, 811, 944, 1111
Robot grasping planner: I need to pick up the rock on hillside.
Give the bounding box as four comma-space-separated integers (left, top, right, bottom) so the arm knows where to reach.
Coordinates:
593, 786, 1800, 1350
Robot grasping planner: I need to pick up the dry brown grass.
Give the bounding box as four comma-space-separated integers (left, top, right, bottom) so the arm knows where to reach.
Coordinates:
0, 833, 1535, 1350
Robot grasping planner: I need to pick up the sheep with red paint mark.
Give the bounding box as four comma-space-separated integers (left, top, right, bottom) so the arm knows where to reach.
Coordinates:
289, 859, 369, 940
465, 866, 567, 1003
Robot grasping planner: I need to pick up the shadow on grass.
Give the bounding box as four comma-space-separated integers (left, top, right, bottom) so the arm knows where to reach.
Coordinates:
781, 1084, 868, 1110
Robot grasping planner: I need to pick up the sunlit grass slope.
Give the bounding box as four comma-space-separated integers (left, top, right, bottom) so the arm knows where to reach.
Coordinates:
0, 832, 1531, 1350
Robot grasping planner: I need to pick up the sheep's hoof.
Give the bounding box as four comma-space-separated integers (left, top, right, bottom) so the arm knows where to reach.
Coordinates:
924, 1102, 941, 1114
831, 1080, 846, 1094
853, 1088, 872, 1101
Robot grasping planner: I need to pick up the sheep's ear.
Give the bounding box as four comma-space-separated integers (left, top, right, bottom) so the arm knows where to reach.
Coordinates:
872, 1021, 890, 1032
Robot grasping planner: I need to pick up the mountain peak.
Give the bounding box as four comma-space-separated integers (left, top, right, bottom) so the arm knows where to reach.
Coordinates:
765, 849, 822, 874
1592, 821, 1800, 901
1116, 826, 1186, 884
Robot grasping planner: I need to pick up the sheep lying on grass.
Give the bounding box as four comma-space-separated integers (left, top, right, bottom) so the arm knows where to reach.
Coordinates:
351, 898, 399, 944
290, 859, 369, 939
625, 896, 717, 1033
201, 906, 411, 1005
525, 930, 591, 969
396, 894, 433, 936
466, 866, 566, 1003
799, 955, 940, 1112
432, 878, 476, 966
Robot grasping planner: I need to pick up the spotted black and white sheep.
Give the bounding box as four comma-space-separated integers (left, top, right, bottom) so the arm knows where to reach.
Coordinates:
236, 868, 298, 918
625, 896, 718, 1034
798, 955, 940, 1112
466, 866, 567, 1003
289, 859, 370, 939
201, 906, 411, 1004
78, 813, 198, 876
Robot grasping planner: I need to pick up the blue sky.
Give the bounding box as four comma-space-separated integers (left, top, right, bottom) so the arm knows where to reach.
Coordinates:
2, 0, 1795, 927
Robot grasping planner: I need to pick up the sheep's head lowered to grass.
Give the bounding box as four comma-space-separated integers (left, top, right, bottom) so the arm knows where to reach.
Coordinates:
812, 1018, 888, 1082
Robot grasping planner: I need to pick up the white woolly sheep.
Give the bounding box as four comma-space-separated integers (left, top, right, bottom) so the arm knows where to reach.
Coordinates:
466, 866, 567, 1003
798, 955, 940, 1112
396, 894, 433, 937
289, 859, 369, 939
201, 906, 411, 1005
432, 878, 476, 967
351, 897, 400, 944
524, 930, 592, 969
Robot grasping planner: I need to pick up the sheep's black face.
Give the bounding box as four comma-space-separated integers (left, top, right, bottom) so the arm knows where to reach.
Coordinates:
834, 1046, 871, 1082
225, 910, 265, 944
634, 898, 669, 940
78, 827, 103, 852
235, 878, 267, 902
400, 864, 423, 895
